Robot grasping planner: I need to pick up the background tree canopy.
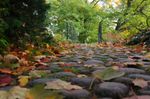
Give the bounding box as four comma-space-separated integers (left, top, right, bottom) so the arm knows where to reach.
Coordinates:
0, 0, 150, 51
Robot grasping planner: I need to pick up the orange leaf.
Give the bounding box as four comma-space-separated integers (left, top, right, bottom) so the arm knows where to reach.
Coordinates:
64, 69, 72, 72
0, 68, 12, 74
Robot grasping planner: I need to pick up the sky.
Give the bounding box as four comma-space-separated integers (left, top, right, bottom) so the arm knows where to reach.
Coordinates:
88, 0, 120, 7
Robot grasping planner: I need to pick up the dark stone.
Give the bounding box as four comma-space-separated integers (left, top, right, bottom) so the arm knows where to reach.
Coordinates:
114, 58, 131, 63
70, 77, 100, 88
113, 54, 128, 59
142, 58, 150, 62
91, 66, 106, 72
112, 77, 133, 86
128, 74, 150, 81
138, 90, 150, 95
75, 66, 93, 75
94, 82, 129, 99
29, 78, 56, 86
0, 86, 13, 91
119, 68, 145, 74
96, 97, 112, 99
53, 72, 76, 80
84, 59, 104, 66
137, 85, 150, 95
48, 65, 63, 73
124, 62, 144, 69
60, 89, 90, 99
130, 56, 142, 60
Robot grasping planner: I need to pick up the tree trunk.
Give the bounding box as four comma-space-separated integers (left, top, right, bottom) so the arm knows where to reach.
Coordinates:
98, 20, 103, 43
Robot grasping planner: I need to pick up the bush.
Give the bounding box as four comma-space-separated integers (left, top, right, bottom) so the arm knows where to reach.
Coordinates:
0, 38, 8, 54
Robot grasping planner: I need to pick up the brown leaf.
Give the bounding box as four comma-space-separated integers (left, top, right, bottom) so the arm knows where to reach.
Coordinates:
13, 66, 35, 75
134, 45, 143, 53
132, 79, 148, 88
34, 55, 46, 61
145, 52, 150, 58
19, 59, 28, 66
124, 62, 143, 67
40, 57, 50, 63
3, 54, 20, 64
0, 55, 3, 62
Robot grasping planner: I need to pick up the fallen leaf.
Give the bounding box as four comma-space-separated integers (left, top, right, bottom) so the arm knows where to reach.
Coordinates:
0, 55, 3, 62
13, 66, 35, 75
145, 52, 150, 58
77, 74, 87, 78
35, 63, 48, 69
0, 68, 12, 74
0, 75, 13, 86
124, 62, 143, 67
26, 84, 63, 99
40, 57, 50, 63
29, 70, 50, 78
19, 58, 28, 66
0, 91, 8, 99
59, 63, 73, 67
3, 54, 20, 64
92, 67, 125, 80
8, 86, 29, 99
63, 69, 72, 72
34, 55, 46, 61
134, 45, 143, 53
132, 79, 148, 88
18, 76, 30, 87
9, 63, 20, 68
45, 79, 82, 90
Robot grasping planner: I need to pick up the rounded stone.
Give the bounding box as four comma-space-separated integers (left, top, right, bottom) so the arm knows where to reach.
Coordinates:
94, 82, 129, 99
53, 72, 76, 80
119, 68, 145, 74
75, 66, 93, 75
70, 77, 100, 88
128, 74, 150, 81
29, 78, 56, 86
112, 77, 133, 86
60, 89, 90, 99
138, 90, 150, 95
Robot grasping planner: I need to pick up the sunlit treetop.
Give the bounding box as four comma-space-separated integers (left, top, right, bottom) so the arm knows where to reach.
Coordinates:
88, 0, 121, 8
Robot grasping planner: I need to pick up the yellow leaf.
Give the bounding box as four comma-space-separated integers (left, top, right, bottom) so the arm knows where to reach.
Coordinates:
145, 53, 150, 58
26, 84, 63, 99
18, 76, 30, 87
45, 79, 82, 90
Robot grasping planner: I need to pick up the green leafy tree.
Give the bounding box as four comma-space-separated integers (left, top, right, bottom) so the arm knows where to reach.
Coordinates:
0, 0, 50, 47
47, 0, 101, 43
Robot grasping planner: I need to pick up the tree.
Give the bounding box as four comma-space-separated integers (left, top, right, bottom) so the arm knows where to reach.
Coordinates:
47, 0, 101, 43
98, 20, 103, 43
0, 0, 50, 46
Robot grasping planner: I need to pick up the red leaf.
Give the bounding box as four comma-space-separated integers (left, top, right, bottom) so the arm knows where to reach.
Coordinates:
60, 63, 73, 67
64, 69, 72, 72
40, 58, 50, 63
0, 75, 13, 86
